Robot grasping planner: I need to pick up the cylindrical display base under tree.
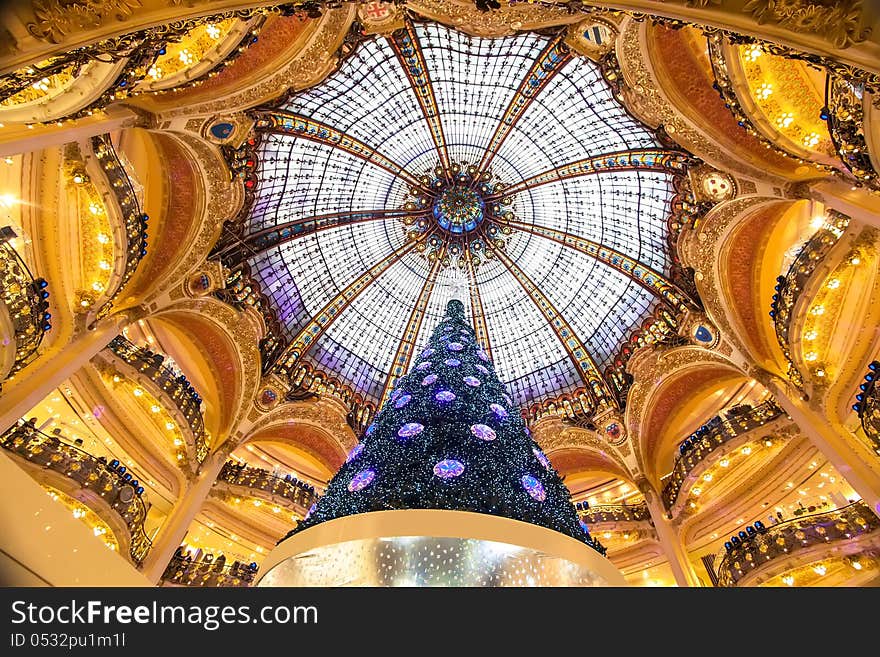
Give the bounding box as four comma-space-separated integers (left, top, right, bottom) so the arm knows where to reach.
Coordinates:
256, 509, 626, 587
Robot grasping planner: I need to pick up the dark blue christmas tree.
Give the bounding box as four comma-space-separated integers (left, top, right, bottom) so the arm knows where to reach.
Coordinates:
284, 299, 604, 554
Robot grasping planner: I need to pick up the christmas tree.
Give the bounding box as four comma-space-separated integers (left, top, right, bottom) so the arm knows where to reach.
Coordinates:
284, 299, 604, 555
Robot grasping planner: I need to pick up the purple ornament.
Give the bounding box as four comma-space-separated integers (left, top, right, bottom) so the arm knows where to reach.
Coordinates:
490, 403, 509, 420
305, 502, 316, 519
521, 475, 546, 501
390, 390, 403, 403
477, 350, 489, 362
475, 364, 490, 375
422, 348, 435, 358
433, 459, 465, 479
395, 394, 412, 409
464, 376, 481, 387
502, 393, 513, 405
459, 329, 469, 334
421, 374, 437, 386
442, 325, 454, 332
348, 469, 376, 492
435, 390, 456, 403
470, 424, 497, 441
365, 422, 377, 437
346, 443, 365, 463
444, 358, 461, 367
579, 520, 590, 534
533, 447, 551, 470
447, 342, 464, 352
397, 422, 424, 439
416, 361, 432, 371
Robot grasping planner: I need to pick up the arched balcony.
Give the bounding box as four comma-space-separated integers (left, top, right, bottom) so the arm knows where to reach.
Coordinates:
159, 552, 258, 587
0, 420, 152, 564
661, 400, 786, 511
0, 236, 50, 387
104, 335, 208, 465
213, 461, 319, 516
712, 501, 880, 587
578, 501, 650, 524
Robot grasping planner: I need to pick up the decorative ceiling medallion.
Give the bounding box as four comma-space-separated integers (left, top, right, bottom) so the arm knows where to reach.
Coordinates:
401, 162, 515, 269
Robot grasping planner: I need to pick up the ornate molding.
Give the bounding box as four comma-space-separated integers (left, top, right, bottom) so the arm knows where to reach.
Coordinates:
28, 0, 143, 44
742, 0, 872, 49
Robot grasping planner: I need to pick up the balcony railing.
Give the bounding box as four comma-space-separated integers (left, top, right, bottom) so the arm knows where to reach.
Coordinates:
218, 462, 320, 512
826, 75, 879, 193
661, 400, 785, 509
0, 240, 50, 382
90, 134, 148, 316
714, 501, 880, 587
854, 361, 880, 455
107, 335, 208, 464
769, 210, 850, 384
0, 421, 152, 564
161, 554, 258, 587
577, 502, 650, 524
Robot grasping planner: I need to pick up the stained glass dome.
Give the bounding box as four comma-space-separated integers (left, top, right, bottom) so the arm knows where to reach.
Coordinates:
234, 21, 689, 409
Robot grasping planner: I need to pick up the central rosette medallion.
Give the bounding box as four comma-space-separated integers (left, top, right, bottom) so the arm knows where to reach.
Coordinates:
433, 185, 485, 234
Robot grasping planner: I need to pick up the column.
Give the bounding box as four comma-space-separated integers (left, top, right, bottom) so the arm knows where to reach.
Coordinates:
0, 312, 130, 432
638, 478, 702, 587
764, 376, 880, 519
140, 452, 228, 584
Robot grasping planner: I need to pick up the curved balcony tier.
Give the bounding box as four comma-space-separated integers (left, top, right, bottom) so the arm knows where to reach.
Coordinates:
105, 335, 208, 464
213, 462, 319, 516
0, 240, 50, 385
160, 554, 258, 587
714, 501, 880, 587
577, 502, 651, 525
0, 421, 152, 564
661, 401, 787, 510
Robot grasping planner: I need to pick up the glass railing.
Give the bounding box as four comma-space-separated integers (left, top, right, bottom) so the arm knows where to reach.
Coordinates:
107, 335, 208, 464
714, 501, 880, 587
661, 400, 785, 509
577, 502, 650, 524
0, 421, 152, 564
160, 554, 258, 587
0, 240, 50, 383
218, 462, 319, 512
90, 134, 148, 316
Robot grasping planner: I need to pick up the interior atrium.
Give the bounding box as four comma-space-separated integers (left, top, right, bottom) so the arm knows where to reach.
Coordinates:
0, 0, 879, 587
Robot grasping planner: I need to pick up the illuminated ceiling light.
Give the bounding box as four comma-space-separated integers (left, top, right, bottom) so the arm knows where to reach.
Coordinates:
803, 132, 821, 148
736, 518, 744, 524
176, 453, 183, 460
782, 575, 794, 586
623, 532, 630, 540
3, 156, 13, 165
603, 531, 611, 539
804, 330, 817, 341
815, 368, 825, 377
775, 112, 794, 129
741, 446, 752, 456
98, 260, 110, 270
810, 215, 826, 229
810, 305, 825, 316
703, 473, 713, 482
256, 546, 264, 553
273, 506, 280, 514
150, 405, 160, 413
173, 438, 182, 446
852, 561, 863, 570
0, 193, 18, 208
91, 281, 104, 292
826, 278, 840, 289
850, 256, 861, 266
206, 23, 221, 39
764, 439, 773, 447
719, 458, 730, 468
88, 202, 103, 215
743, 44, 763, 61
72, 172, 87, 184
692, 487, 702, 496
133, 388, 143, 397
97, 233, 110, 244
755, 82, 773, 99
813, 564, 826, 576
805, 352, 818, 362
253, 500, 262, 507
165, 422, 174, 430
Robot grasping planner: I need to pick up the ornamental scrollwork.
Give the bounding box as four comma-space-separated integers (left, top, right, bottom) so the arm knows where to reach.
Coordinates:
28, 0, 143, 44
742, 0, 872, 49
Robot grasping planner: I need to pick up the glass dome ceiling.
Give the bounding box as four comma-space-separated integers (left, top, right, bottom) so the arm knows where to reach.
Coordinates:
234, 21, 690, 410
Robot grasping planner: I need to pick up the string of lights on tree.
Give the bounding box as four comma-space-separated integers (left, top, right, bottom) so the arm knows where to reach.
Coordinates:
283, 299, 606, 555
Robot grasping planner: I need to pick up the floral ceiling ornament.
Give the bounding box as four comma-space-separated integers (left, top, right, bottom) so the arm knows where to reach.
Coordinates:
742, 0, 872, 49
28, 0, 143, 43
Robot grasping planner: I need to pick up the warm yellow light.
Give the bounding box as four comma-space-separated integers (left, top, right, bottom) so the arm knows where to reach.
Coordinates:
782, 575, 794, 586
3, 156, 13, 165
810, 305, 824, 316
176, 453, 183, 460
150, 404, 160, 413
755, 82, 773, 99
741, 446, 752, 456
850, 256, 861, 266
743, 44, 763, 62
803, 132, 821, 148
97, 233, 110, 244
813, 564, 826, 576
165, 422, 175, 430
703, 473, 713, 482
764, 439, 773, 447
133, 388, 143, 397
88, 202, 103, 215
173, 438, 182, 447
826, 279, 840, 289
815, 369, 825, 377
719, 458, 730, 468
206, 23, 221, 39
852, 561, 863, 570
91, 281, 104, 292
805, 352, 818, 362
253, 500, 262, 507
775, 112, 794, 129
99, 260, 110, 270
256, 546, 263, 553
0, 193, 18, 208
603, 531, 612, 539
692, 487, 702, 496
804, 330, 817, 341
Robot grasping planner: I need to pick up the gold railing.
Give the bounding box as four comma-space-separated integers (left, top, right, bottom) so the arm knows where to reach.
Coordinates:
90, 135, 148, 316
107, 335, 209, 464
577, 502, 650, 524
826, 75, 879, 193
661, 400, 785, 509
160, 554, 258, 587
0, 421, 152, 564
218, 462, 319, 511
0, 240, 50, 383
714, 501, 880, 587
769, 210, 849, 384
